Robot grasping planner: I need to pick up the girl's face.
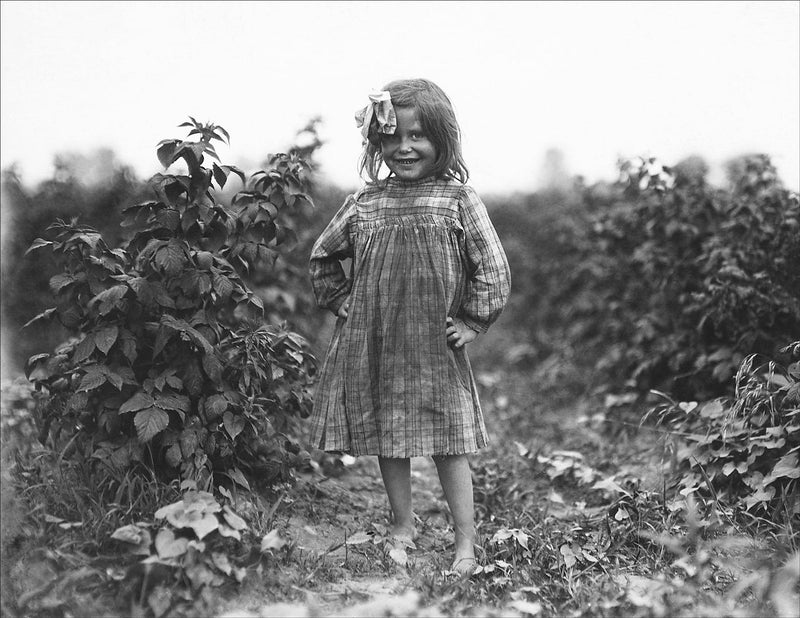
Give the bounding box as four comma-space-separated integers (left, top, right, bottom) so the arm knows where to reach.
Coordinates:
380, 107, 438, 182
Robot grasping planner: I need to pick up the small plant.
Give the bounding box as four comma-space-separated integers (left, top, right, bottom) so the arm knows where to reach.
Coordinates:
647, 341, 800, 537
23, 118, 316, 497
345, 523, 416, 568
0, 378, 39, 457
111, 486, 252, 616
636, 497, 800, 617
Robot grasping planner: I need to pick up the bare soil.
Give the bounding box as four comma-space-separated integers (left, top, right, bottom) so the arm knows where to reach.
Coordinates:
220, 455, 483, 617
216, 357, 605, 618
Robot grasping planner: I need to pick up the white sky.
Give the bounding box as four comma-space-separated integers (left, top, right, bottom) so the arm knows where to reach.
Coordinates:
1, 0, 798, 194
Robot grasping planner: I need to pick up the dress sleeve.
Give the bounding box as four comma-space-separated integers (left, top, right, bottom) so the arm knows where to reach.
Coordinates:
457, 185, 511, 333
309, 195, 356, 314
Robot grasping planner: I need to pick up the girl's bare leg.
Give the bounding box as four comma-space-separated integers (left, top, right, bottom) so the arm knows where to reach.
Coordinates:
433, 454, 476, 571
377, 457, 415, 539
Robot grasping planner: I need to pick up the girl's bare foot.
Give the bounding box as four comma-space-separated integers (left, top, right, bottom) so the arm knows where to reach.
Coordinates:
450, 535, 476, 573
450, 556, 477, 575
389, 525, 417, 548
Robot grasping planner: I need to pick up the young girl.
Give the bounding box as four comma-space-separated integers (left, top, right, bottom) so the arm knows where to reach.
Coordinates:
308, 78, 510, 574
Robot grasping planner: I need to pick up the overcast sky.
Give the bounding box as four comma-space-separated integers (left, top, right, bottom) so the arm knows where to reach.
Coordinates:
1, 1, 798, 194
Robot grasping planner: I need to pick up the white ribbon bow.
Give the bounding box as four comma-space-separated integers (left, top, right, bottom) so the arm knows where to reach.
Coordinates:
354, 91, 397, 142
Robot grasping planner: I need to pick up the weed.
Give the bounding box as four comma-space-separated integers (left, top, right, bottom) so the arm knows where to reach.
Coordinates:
646, 342, 800, 542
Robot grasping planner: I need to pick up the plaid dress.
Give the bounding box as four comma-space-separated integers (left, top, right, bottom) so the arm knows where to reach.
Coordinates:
308, 176, 510, 457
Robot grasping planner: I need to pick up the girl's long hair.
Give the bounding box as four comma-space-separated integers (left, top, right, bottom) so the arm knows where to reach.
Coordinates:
358, 78, 469, 185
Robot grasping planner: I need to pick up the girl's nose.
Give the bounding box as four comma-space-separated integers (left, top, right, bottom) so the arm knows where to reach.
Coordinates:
399, 137, 413, 152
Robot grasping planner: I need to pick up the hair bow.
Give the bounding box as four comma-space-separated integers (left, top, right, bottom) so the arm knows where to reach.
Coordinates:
354, 91, 396, 143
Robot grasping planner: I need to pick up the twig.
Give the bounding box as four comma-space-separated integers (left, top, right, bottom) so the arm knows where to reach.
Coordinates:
691, 456, 739, 530
598, 417, 698, 438
299, 539, 348, 586
264, 490, 285, 525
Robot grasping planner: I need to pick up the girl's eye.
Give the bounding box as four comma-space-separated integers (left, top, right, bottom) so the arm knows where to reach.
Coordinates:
410, 132, 424, 140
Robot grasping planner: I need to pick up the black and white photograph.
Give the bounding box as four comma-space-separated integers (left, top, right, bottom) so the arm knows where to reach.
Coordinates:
1, 2, 798, 616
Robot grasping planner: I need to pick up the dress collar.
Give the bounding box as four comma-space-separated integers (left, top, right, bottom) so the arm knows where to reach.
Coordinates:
385, 175, 442, 188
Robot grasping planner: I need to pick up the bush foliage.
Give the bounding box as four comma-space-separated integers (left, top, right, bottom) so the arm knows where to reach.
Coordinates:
490, 154, 800, 401
23, 119, 316, 493
1, 156, 146, 368
648, 341, 800, 531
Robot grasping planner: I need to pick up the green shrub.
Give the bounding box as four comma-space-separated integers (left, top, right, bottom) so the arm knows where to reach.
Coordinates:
491, 154, 800, 401
23, 119, 316, 495
109, 487, 254, 616
591, 155, 800, 398
1, 160, 146, 371
485, 185, 595, 367
647, 341, 800, 535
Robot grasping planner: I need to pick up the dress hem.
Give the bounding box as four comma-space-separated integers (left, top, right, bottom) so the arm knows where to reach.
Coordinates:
311, 442, 489, 458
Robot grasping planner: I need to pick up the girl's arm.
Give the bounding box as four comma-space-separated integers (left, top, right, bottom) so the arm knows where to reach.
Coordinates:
309, 196, 356, 314
458, 186, 511, 333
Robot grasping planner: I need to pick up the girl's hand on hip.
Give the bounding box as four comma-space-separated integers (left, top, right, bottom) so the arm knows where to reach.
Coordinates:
446, 317, 478, 349
337, 297, 350, 319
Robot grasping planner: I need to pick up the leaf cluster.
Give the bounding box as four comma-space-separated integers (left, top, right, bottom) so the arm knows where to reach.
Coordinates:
110, 485, 250, 617
490, 153, 800, 402
1, 160, 146, 368
23, 119, 316, 494
647, 342, 800, 533
589, 154, 800, 398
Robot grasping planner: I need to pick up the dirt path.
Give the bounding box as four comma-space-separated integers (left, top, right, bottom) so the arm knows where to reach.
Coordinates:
222, 455, 462, 617
218, 351, 603, 618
